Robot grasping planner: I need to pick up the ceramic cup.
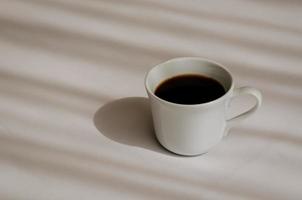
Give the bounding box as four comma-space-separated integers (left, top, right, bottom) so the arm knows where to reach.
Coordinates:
145, 57, 262, 156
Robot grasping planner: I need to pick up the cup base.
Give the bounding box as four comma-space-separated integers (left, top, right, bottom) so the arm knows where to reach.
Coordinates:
155, 136, 209, 157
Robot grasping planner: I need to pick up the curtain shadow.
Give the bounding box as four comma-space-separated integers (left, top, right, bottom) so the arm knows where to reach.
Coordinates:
0, 68, 111, 115
0, 69, 107, 102
228, 126, 302, 171
13, 0, 302, 37
0, 129, 284, 200
0, 17, 176, 69
229, 62, 302, 89
232, 126, 302, 147
1, 17, 301, 93
226, 61, 302, 106
2, 15, 301, 83
23, 0, 302, 59
0, 1, 301, 199
104, 0, 302, 36
0, 134, 199, 200
93, 97, 177, 156
0, 68, 116, 144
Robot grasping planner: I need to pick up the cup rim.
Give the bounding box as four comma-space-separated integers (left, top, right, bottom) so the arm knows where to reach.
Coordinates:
144, 57, 234, 108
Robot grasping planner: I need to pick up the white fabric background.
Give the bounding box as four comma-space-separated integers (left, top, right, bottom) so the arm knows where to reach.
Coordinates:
0, 0, 301, 199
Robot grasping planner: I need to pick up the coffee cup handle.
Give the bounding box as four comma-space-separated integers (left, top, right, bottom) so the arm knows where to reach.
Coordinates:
224, 86, 262, 136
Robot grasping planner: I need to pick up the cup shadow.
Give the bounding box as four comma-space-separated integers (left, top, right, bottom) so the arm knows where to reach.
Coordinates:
93, 97, 176, 156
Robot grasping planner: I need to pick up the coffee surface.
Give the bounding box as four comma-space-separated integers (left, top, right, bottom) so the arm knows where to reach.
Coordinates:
155, 74, 225, 105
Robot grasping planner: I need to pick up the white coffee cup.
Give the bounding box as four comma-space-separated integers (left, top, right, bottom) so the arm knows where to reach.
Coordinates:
145, 57, 262, 156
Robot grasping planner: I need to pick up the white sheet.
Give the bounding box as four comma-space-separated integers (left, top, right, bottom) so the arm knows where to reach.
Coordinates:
0, 0, 301, 199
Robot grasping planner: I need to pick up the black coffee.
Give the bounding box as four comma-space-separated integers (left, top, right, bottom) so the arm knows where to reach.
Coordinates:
155, 74, 225, 105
